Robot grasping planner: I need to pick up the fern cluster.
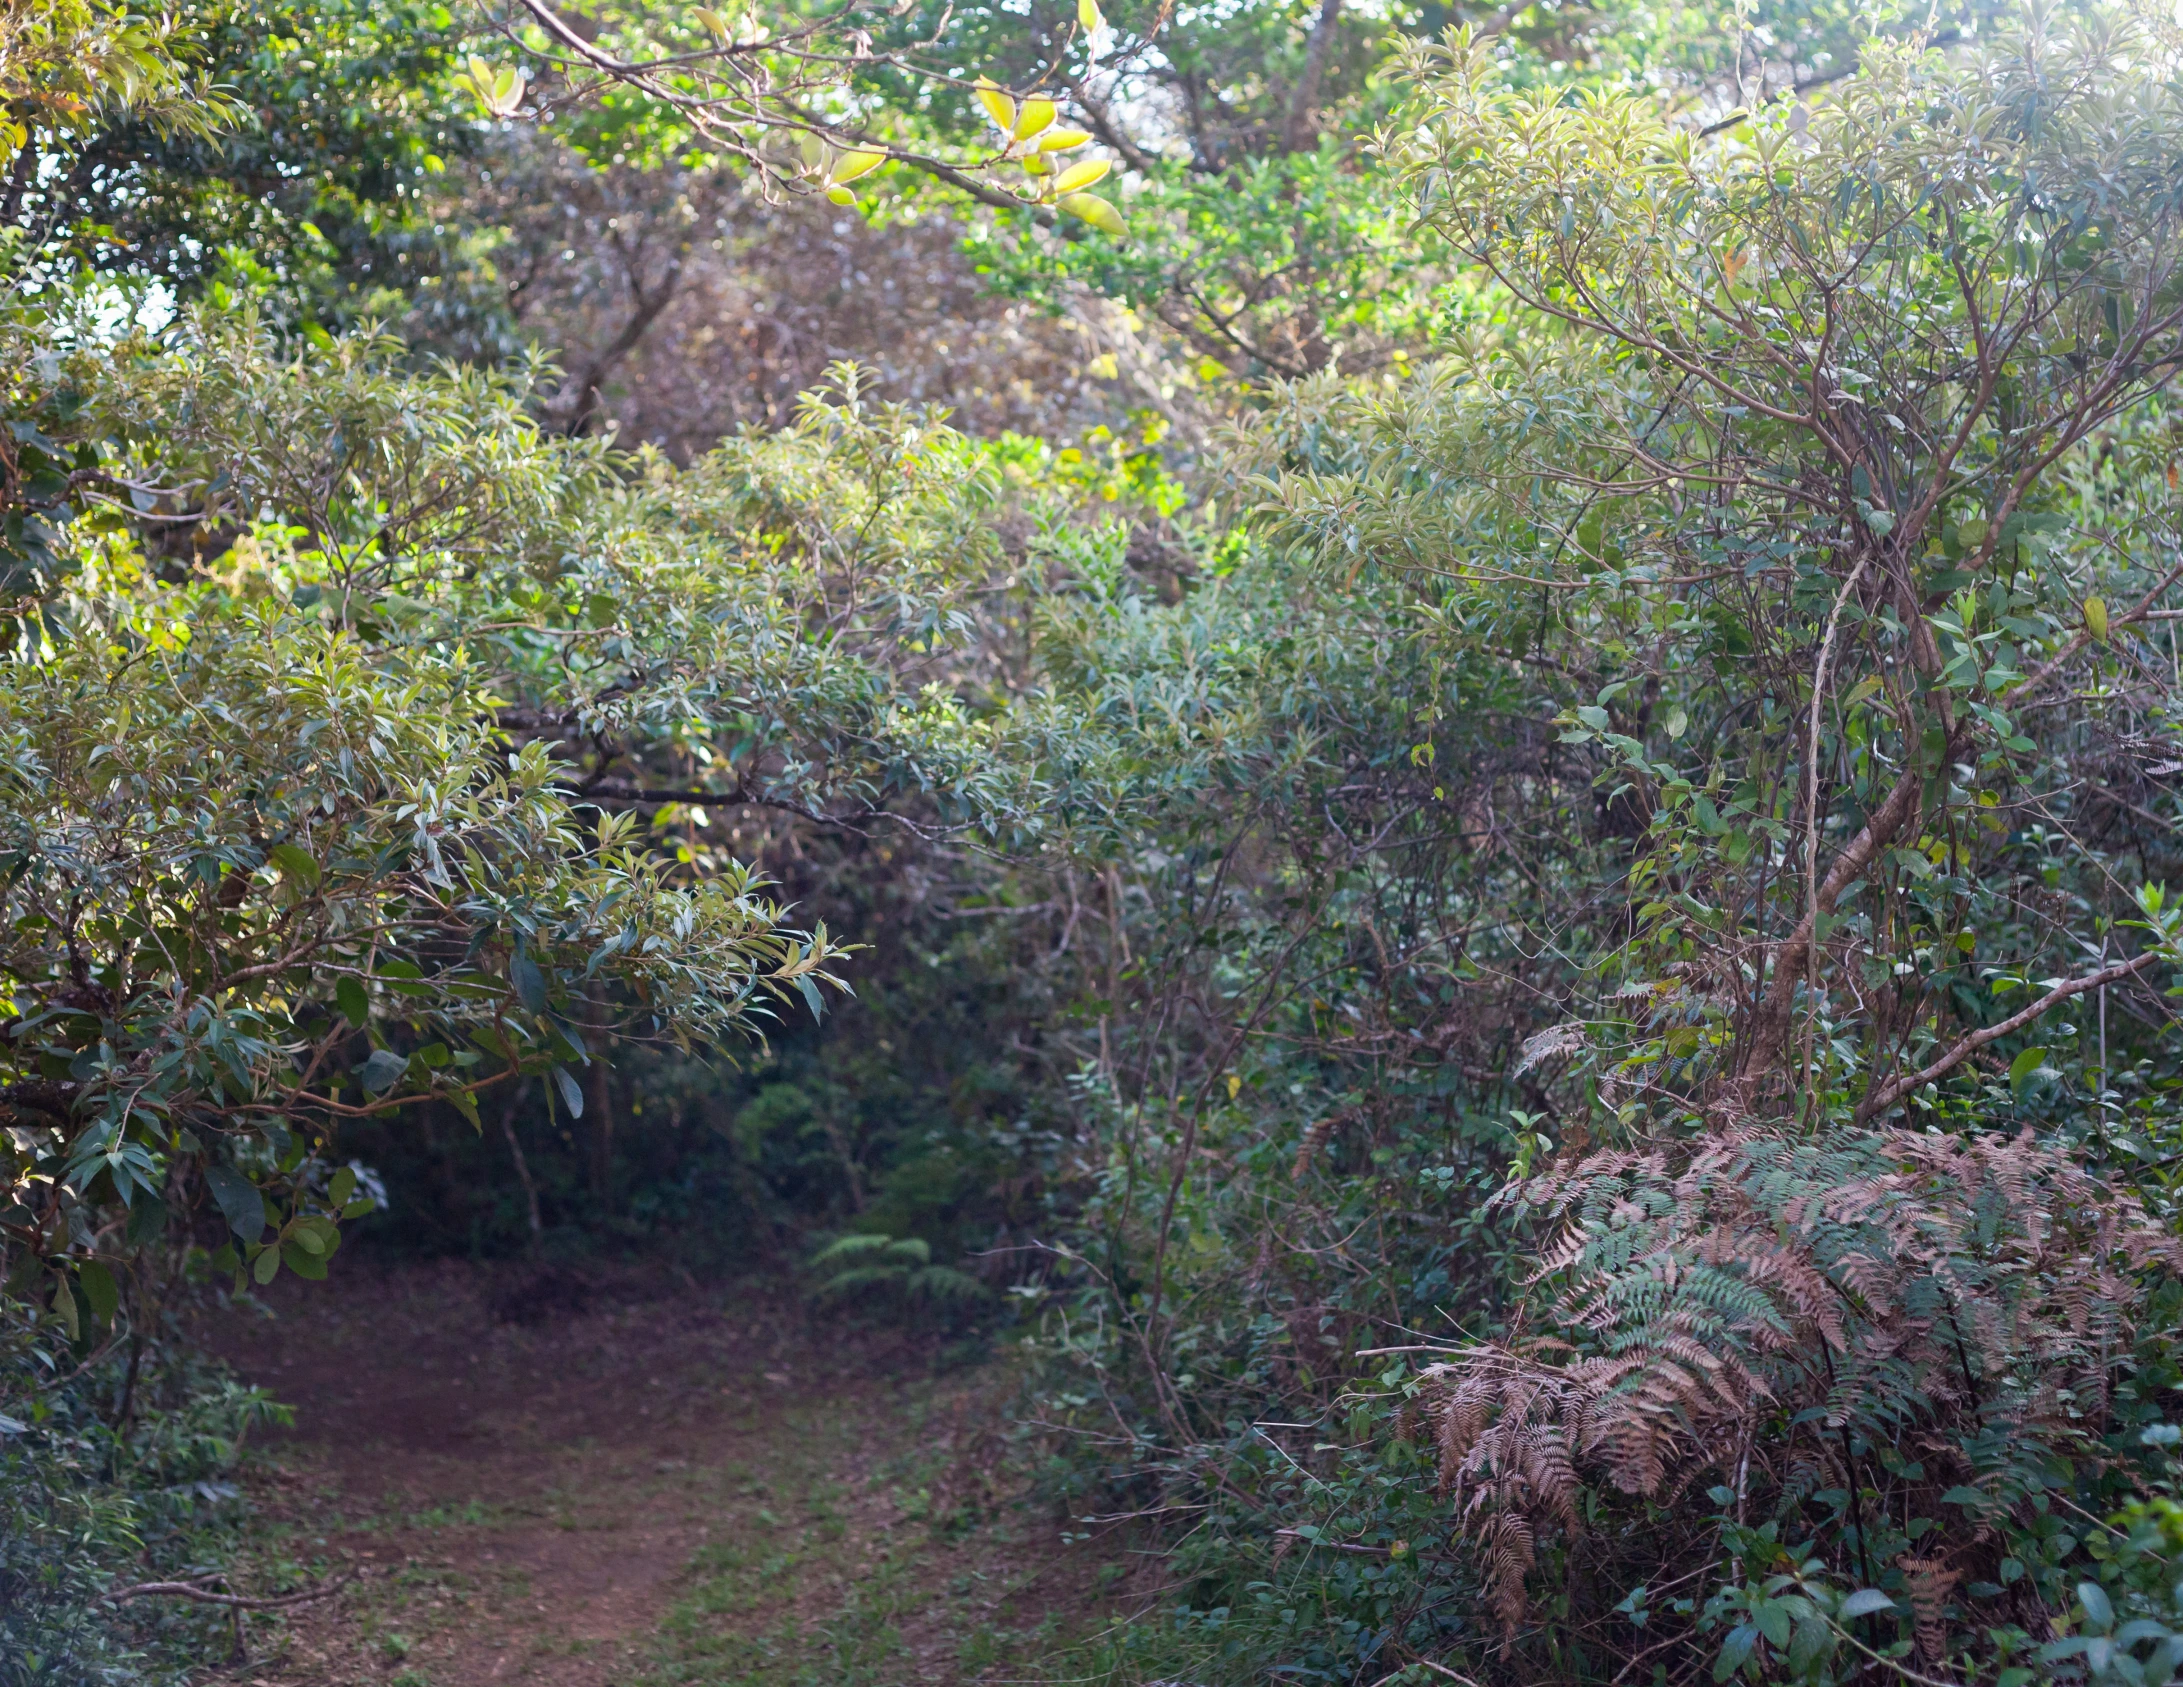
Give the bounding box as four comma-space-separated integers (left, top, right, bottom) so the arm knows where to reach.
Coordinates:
1414, 1123, 2183, 1663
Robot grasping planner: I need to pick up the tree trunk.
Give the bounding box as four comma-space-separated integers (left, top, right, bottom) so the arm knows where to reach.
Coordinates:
1282, 0, 1342, 154
587, 1007, 615, 1207
500, 1090, 544, 1255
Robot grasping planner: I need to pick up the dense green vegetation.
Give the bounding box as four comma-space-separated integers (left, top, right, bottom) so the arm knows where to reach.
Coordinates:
14, 0, 2183, 1682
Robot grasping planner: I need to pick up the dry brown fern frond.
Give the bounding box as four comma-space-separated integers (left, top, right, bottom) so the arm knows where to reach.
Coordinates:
1403, 1121, 2183, 1640
1898, 1554, 1961, 1663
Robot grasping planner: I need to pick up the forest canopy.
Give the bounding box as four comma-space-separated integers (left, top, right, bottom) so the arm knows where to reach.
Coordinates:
11, 1, 2183, 1684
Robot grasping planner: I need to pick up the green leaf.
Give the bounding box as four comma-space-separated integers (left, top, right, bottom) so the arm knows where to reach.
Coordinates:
2008, 1045, 2048, 1095
76, 1260, 118, 1326
203, 1161, 267, 1242
287, 1215, 340, 1257
328, 1166, 356, 1207
359, 1048, 408, 1094
50, 1276, 79, 1341
1788, 1615, 1831, 1672
1840, 1589, 1895, 1618
336, 975, 369, 1028
511, 948, 550, 1015
552, 1065, 585, 1118
269, 842, 320, 890
252, 1243, 281, 1285
2080, 1581, 2115, 1631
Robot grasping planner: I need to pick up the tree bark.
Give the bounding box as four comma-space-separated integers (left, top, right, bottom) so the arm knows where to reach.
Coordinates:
555, 252, 684, 437
587, 1005, 616, 1207
499, 1090, 544, 1254
1281, 0, 1343, 154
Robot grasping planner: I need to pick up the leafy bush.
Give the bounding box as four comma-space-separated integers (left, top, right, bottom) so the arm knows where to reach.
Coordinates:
0, 1338, 284, 1687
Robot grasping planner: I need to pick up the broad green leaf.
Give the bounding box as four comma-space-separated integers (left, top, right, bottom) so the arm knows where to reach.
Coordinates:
51, 1276, 79, 1341
203, 1161, 267, 1241
359, 1048, 408, 1094
77, 1260, 118, 1325
269, 842, 320, 889
511, 949, 550, 1015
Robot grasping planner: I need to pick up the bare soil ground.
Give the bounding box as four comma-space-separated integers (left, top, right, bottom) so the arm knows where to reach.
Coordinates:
193, 1260, 1107, 1687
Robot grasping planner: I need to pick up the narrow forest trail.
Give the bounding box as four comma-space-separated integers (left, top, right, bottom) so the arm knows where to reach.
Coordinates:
197, 1262, 1106, 1687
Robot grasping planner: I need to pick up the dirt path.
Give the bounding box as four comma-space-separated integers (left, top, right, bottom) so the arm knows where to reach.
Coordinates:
198, 1261, 1099, 1687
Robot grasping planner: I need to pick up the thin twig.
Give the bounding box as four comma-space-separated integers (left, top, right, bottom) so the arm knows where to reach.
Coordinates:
103, 1570, 354, 1610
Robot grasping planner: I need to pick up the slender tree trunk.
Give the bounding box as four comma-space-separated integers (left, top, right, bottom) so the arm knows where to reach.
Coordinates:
500, 1090, 544, 1255
1282, 0, 1342, 154
587, 1006, 615, 1208
556, 252, 684, 436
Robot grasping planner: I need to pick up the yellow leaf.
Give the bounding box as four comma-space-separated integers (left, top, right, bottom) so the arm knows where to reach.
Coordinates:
1058, 191, 1126, 236
2086, 595, 2109, 641
1079, 0, 1105, 30
1040, 128, 1093, 152
1015, 97, 1057, 140
1023, 153, 1052, 177
461, 57, 525, 117
1053, 157, 1110, 193
830, 149, 886, 184
975, 77, 1016, 135
825, 185, 856, 205
694, 5, 728, 38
